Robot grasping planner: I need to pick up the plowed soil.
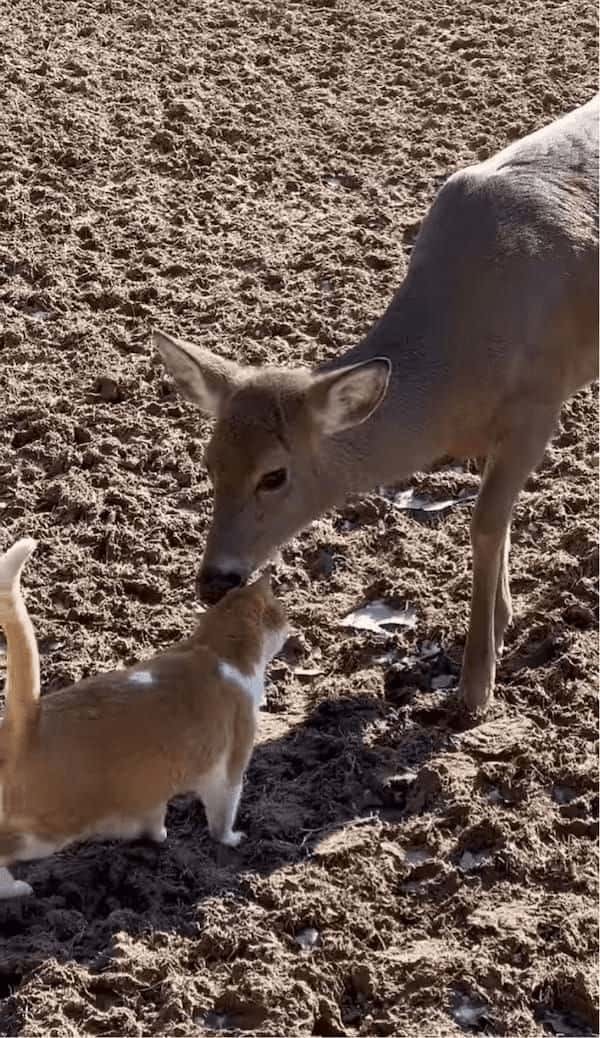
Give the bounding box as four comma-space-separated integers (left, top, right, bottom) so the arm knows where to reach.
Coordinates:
0, 1, 598, 1035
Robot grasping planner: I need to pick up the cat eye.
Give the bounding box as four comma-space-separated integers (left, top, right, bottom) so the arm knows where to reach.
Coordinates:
257, 468, 288, 492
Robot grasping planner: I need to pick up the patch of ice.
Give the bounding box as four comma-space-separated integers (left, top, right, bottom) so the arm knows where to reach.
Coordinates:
340, 599, 417, 634
552, 785, 576, 805
373, 649, 403, 665
431, 674, 455, 690
202, 1012, 229, 1031
294, 666, 323, 678
295, 927, 320, 951
420, 640, 442, 659
404, 847, 431, 865
375, 638, 441, 669
393, 488, 477, 513
459, 849, 494, 871
452, 995, 489, 1029
539, 1009, 593, 1037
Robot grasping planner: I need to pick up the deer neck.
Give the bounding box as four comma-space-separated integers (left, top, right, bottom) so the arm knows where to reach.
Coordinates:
314, 285, 447, 498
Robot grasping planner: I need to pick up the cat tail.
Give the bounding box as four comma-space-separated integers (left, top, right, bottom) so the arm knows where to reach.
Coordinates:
0, 539, 40, 743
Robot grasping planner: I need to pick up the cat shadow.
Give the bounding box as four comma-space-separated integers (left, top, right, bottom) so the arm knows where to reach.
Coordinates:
0, 684, 469, 1018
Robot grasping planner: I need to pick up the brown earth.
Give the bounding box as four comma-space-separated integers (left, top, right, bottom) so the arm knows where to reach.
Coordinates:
0, 0, 598, 1035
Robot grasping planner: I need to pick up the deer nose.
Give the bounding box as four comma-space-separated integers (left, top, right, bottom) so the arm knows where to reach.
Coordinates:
196, 566, 243, 604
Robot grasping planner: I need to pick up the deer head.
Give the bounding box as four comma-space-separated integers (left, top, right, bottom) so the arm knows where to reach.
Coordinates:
154, 329, 391, 602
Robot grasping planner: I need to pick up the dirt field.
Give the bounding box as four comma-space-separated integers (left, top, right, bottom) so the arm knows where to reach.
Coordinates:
0, 0, 598, 1035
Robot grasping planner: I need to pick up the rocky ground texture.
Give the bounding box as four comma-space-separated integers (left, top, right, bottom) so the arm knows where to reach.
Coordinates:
0, 0, 597, 1034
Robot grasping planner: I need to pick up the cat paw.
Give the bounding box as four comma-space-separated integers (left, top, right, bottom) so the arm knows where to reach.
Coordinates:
0, 879, 33, 900
221, 830, 246, 848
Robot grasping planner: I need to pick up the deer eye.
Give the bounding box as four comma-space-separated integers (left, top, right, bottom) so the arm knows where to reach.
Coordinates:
257, 468, 288, 492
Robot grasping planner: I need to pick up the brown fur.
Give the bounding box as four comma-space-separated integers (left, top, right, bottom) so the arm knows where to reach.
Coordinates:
0, 542, 287, 897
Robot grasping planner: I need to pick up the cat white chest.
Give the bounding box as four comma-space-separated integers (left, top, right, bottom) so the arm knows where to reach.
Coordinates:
129, 670, 154, 686
218, 660, 264, 707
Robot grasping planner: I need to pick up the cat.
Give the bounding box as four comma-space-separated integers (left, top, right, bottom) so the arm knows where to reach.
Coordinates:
0, 538, 287, 898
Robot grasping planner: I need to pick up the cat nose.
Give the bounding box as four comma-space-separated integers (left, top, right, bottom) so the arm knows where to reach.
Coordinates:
196, 566, 243, 604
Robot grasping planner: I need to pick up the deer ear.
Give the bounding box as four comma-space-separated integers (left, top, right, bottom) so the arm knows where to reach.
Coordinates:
307, 357, 391, 435
153, 329, 243, 416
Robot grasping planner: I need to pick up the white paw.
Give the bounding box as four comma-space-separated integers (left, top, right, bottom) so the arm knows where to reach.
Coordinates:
0, 879, 33, 900
149, 825, 168, 844
221, 830, 246, 848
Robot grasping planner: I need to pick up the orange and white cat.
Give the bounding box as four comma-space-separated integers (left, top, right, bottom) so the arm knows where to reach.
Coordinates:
0, 538, 287, 898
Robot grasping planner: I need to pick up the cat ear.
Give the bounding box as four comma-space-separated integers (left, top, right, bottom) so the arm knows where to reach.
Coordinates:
254, 566, 274, 591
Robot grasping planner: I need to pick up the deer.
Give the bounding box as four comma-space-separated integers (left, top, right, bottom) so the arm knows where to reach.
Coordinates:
154, 95, 599, 716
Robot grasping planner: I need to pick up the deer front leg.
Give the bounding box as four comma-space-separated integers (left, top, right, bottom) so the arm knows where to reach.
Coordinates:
475, 458, 513, 657
494, 524, 512, 656
461, 517, 505, 715
460, 415, 556, 714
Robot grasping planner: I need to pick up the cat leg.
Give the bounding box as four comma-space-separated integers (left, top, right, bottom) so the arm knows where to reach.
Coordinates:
0, 829, 34, 897
142, 806, 167, 844
0, 866, 32, 899
197, 769, 244, 847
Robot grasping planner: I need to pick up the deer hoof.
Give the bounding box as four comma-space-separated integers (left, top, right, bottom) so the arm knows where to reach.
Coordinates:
459, 676, 494, 716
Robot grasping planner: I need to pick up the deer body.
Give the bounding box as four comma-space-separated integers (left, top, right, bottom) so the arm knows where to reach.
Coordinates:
156, 95, 599, 714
